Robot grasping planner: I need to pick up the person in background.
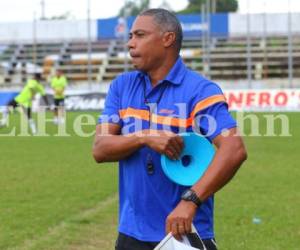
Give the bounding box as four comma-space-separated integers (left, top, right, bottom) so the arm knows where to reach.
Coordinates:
51, 69, 68, 124
0, 73, 49, 134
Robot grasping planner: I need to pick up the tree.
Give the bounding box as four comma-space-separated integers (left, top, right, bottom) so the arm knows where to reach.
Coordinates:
215, 0, 238, 12
177, 0, 238, 14
119, 0, 150, 17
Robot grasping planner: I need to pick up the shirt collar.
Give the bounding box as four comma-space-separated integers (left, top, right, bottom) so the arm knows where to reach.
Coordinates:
137, 56, 187, 85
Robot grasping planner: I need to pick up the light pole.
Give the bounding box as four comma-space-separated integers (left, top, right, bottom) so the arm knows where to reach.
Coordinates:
87, 0, 92, 89
262, 0, 268, 79
123, 0, 130, 72
211, 0, 216, 13
40, 0, 45, 19
201, 4, 206, 75
246, 0, 252, 88
206, 0, 211, 78
33, 11, 37, 72
287, 0, 293, 88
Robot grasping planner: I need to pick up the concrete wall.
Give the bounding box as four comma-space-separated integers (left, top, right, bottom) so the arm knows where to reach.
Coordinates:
229, 13, 300, 36
0, 19, 98, 43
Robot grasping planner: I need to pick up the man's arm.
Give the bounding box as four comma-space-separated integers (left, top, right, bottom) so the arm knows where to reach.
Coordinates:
193, 127, 247, 200
92, 123, 144, 162
166, 127, 247, 239
92, 123, 184, 163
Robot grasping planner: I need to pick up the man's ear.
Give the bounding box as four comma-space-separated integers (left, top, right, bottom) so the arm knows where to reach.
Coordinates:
163, 32, 176, 48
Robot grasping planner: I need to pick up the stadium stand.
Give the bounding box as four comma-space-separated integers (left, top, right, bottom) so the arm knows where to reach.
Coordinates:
0, 35, 300, 87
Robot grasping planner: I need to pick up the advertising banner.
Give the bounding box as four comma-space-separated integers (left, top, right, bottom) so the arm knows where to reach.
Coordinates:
97, 13, 228, 39
0, 92, 18, 106
2, 89, 300, 112
224, 89, 300, 111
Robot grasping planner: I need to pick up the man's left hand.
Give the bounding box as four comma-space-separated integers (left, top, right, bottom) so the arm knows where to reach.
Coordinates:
165, 200, 197, 240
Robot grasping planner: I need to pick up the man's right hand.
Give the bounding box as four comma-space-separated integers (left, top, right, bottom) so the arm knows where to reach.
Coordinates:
93, 125, 184, 163
138, 130, 184, 160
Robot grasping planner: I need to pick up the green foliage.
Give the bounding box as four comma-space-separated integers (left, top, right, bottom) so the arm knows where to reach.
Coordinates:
216, 0, 238, 13
178, 0, 238, 14
119, 0, 150, 17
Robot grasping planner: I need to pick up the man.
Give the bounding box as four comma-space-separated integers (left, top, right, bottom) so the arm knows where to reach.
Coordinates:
51, 69, 68, 124
93, 9, 247, 250
0, 73, 48, 134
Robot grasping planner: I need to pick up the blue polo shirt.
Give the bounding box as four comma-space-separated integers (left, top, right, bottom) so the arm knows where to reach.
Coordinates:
98, 57, 236, 242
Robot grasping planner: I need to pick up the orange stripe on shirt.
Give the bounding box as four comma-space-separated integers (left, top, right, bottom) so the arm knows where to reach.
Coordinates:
151, 114, 189, 128
152, 95, 226, 127
119, 107, 149, 120
118, 95, 226, 127
190, 95, 226, 119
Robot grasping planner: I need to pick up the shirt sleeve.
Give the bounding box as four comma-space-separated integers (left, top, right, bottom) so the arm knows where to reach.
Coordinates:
37, 84, 46, 96
190, 80, 236, 141
27, 80, 36, 89
98, 78, 122, 126
194, 102, 237, 142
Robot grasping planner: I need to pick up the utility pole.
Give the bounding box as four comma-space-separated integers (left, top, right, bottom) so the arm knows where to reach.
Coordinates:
40, 0, 45, 19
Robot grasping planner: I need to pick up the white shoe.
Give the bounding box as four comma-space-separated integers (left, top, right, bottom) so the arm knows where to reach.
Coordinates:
29, 119, 37, 134
53, 117, 58, 124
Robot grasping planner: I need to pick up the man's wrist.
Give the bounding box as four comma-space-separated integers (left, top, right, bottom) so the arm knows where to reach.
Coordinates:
181, 189, 203, 207
181, 199, 198, 210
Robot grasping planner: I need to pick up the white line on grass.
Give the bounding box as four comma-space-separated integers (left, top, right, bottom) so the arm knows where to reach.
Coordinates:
12, 194, 118, 250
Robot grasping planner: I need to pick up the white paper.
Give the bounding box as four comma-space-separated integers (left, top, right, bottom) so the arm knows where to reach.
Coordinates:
173, 237, 200, 250
154, 225, 207, 250
154, 233, 199, 250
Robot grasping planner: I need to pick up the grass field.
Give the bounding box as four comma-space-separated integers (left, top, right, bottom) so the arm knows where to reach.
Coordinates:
0, 111, 299, 250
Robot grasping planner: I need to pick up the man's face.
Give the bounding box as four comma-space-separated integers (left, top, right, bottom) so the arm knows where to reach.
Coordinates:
127, 15, 166, 72
56, 71, 62, 77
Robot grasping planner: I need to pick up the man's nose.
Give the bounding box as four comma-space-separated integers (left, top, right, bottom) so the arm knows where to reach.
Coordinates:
127, 38, 135, 50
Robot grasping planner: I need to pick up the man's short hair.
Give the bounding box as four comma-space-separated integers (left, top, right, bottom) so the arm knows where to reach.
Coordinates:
139, 8, 183, 53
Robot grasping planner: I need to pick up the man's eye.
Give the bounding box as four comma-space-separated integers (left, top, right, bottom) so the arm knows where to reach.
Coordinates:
136, 33, 145, 37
